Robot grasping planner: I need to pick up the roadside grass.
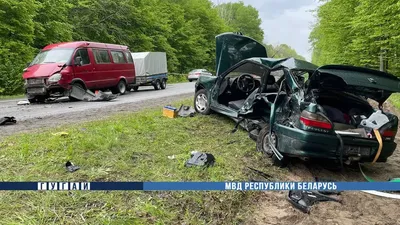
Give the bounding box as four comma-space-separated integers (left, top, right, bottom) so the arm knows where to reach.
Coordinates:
168, 74, 188, 84
0, 94, 25, 100
389, 93, 400, 109
0, 99, 286, 224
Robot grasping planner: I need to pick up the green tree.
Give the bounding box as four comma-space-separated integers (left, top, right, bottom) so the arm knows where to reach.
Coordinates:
0, 0, 37, 95
216, 1, 264, 42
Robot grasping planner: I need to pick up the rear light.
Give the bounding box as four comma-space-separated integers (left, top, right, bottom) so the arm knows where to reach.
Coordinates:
195, 72, 201, 75
300, 110, 332, 130
382, 130, 395, 138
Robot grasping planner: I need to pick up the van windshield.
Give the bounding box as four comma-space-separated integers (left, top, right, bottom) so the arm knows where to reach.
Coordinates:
30, 48, 74, 66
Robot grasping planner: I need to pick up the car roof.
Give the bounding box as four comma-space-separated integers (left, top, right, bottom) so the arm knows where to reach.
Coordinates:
42, 42, 129, 51
245, 57, 318, 72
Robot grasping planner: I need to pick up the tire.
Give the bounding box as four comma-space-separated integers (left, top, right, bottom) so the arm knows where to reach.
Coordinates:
194, 89, 211, 115
28, 96, 46, 103
69, 82, 85, 101
112, 80, 127, 95
256, 125, 288, 167
189, 79, 193, 82
256, 125, 274, 157
133, 86, 139, 92
160, 79, 167, 89
153, 80, 161, 90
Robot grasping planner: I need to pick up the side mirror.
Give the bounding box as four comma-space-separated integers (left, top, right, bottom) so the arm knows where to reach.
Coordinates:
74, 56, 83, 66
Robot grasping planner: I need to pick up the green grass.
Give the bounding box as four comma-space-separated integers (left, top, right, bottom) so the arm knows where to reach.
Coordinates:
0, 94, 25, 100
0, 99, 286, 224
389, 93, 400, 109
168, 74, 188, 84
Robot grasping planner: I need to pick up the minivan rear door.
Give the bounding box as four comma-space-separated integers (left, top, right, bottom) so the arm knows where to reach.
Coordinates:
307, 65, 400, 105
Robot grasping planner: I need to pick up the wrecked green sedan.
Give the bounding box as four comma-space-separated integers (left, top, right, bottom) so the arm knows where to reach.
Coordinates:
194, 32, 400, 167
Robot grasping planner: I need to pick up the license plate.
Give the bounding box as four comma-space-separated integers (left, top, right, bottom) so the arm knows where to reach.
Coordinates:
27, 87, 46, 94
28, 79, 44, 85
344, 145, 371, 156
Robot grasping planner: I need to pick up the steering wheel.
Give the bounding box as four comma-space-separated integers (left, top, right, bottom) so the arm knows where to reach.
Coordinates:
237, 73, 256, 93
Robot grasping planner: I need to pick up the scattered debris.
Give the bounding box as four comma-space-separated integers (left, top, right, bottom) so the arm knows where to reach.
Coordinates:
70, 84, 117, 102
185, 152, 215, 167
65, 161, 80, 173
247, 167, 272, 180
17, 100, 30, 105
177, 105, 196, 117
0, 117, 17, 126
163, 105, 178, 118
52, 132, 69, 137
287, 190, 342, 214
167, 155, 176, 160
361, 190, 400, 199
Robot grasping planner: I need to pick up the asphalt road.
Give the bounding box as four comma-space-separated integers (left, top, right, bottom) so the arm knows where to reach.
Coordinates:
0, 82, 195, 137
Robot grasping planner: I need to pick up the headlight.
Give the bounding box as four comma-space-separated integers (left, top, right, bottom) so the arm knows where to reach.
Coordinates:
48, 73, 62, 83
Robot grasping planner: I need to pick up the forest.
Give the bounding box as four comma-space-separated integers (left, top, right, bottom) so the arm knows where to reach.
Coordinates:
0, 0, 304, 96
310, 0, 400, 76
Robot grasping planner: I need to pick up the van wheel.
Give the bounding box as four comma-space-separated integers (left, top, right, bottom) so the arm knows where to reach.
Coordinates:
28, 96, 46, 104
154, 80, 161, 90
112, 80, 127, 95
160, 79, 167, 89
133, 86, 139, 92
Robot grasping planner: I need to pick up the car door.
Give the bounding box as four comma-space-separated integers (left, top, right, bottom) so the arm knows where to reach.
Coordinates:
92, 48, 114, 88
72, 48, 96, 89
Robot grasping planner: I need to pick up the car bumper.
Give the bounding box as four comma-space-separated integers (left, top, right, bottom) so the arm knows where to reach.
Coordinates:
274, 124, 396, 162
188, 75, 200, 80
25, 83, 68, 97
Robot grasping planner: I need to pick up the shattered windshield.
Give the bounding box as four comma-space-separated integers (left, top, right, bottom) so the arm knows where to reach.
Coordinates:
30, 48, 74, 65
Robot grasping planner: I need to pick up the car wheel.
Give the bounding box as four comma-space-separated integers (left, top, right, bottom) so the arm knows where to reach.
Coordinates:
112, 80, 127, 95
194, 89, 211, 115
160, 79, 167, 89
256, 125, 274, 157
132, 86, 139, 92
28, 96, 46, 104
154, 80, 161, 90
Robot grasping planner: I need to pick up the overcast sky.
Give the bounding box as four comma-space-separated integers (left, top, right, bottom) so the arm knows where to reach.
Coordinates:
212, 0, 320, 61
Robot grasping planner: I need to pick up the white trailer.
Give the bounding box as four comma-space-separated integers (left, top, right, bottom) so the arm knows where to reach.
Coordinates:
131, 52, 168, 91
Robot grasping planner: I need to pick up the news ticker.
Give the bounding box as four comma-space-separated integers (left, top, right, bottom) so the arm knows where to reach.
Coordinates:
0, 182, 397, 191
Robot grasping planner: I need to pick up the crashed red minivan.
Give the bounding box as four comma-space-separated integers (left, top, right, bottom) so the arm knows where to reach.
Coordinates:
23, 42, 136, 102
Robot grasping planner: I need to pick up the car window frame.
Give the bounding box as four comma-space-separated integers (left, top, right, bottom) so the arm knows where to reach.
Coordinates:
73, 48, 91, 66
111, 50, 127, 64
92, 48, 112, 64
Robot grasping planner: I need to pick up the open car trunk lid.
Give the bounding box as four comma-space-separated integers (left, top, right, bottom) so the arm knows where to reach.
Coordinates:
308, 65, 400, 105
215, 32, 268, 76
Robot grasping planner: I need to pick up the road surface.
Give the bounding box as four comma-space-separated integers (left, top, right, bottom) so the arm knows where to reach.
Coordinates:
0, 82, 195, 137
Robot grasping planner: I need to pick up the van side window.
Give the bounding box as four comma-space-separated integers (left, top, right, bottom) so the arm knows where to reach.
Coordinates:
74, 49, 90, 65
111, 51, 127, 64
93, 49, 111, 64
125, 52, 134, 63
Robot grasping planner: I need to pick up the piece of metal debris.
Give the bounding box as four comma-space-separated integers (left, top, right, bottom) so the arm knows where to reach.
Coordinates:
65, 161, 80, 173
287, 190, 342, 214
70, 84, 118, 102
0, 117, 17, 126
185, 152, 215, 167
17, 100, 30, 105
177, 105, 196, 117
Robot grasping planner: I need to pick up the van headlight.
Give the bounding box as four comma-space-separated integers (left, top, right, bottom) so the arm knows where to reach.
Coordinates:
48, 73, 62, 83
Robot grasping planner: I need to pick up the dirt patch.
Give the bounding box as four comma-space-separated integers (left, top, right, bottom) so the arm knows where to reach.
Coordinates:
0, 93, 192, 139
248, 101, 400, 225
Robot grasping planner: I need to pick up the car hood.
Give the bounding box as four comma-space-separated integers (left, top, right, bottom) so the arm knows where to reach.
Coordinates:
308, 65, 400, 104
23, 63, 64, 79
215, 32, 268, 76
